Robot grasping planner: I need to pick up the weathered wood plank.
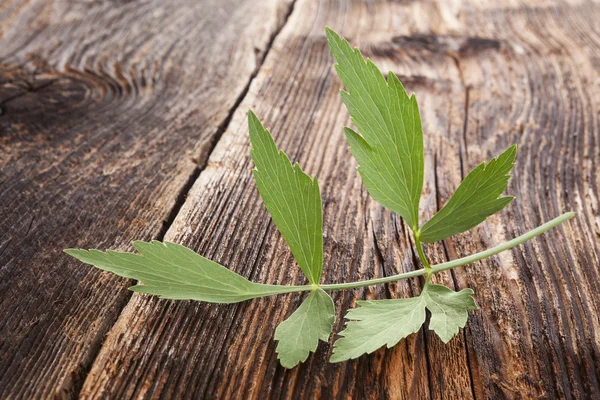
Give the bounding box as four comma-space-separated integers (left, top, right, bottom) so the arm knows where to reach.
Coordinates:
27, 0, 600, 398
437, 3, 600, 397
0, 0, 293, 397
83, 0, 600, 398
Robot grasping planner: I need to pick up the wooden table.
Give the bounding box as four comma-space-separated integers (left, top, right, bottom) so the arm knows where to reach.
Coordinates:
1, 0, 598, 398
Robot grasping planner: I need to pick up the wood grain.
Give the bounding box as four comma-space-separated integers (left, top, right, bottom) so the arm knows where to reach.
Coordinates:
441, 3, 600, 397
0, 0, 293, 397
3, 0, 599, 398
79, 0, 600, 398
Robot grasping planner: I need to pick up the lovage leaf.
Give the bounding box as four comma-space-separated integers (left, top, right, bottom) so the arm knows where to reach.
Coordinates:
249, 110, 323, 284
330, 283, 477, 362
419, 145, 517, 243
329, 296, 426, 362
65, 241, 298, 303
422, 284, 478, 343
274, 288, 335, 368
326, 28, 424, 231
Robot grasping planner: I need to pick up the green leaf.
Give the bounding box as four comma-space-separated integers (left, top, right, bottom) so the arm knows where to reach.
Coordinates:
422, 284, 478, 343
330, 283, 477, 362
65, 241, 299, 303
248, 110, 323, 284
326, 28, 424, 230
330, 296, 426, 362
419, 145, 517, 243
274, 288, 335, 368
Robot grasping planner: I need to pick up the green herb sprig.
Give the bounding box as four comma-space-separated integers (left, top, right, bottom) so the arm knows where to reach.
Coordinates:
65, 28, 575, 368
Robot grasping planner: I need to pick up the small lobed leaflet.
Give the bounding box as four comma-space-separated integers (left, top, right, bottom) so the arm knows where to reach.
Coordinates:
326, 27, 517, 243
330, 296, 426, 362
64, 27, 575, 370
249, 110, 335, 366
330, 283, 478, 362
418, 145, 518, 243
274, 288, 335, 368
424, 284, 479, 343
64, 241, 303, 303
248, 110, 323, 285
325, 27, 424, 231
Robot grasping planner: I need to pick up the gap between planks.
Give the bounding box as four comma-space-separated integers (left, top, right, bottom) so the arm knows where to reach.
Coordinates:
75, 0, 298, 396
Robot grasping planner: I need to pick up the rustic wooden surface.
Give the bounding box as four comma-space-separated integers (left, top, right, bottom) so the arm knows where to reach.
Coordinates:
1, 0, 598, 398
0, 0, 293, 397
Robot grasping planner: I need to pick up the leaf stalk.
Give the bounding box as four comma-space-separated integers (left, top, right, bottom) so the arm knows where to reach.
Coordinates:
311, 212, 574, 292
414, 232, 432, 271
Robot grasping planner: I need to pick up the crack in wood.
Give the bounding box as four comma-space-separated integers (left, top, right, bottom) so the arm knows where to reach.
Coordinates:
74, 0, 300, 396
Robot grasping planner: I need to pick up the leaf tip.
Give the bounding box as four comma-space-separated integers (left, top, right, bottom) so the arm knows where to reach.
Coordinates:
500, 144, 518, 164
438, 334, 456, 344
64, 249, 89, 265
63, 248, 79, 256
63, 248, 91, 260
278, 359, 299, 369
131, 240, 149, 252
324, 26, 339, 41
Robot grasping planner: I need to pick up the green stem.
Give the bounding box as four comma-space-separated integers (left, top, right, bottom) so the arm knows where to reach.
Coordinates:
414, 233, 431, 271
259, 284, 314, 295
318, 268, 427, 291
317, 212, 574, 292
